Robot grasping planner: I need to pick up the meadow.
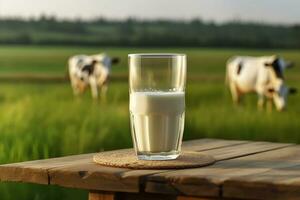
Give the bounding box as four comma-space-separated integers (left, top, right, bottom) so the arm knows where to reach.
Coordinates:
0, 46, 299, 200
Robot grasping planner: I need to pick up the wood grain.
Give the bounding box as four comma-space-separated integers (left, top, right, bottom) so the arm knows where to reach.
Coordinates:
0, 153, 94, 184
181, 139, 248, 152
177, 197, 223, 200
49, 159, 138, 192
223, 146, 300, 200
145, 141, 293, 197
89, 191, 178, 200
89, 192, 115, 200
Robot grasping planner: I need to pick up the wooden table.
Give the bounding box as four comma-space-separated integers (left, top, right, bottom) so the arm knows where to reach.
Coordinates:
1, 138, 300, 200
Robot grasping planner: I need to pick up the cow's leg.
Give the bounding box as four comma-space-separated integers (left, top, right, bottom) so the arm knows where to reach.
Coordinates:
100, 83, 108, 102
267, 98, 273, 113
257, 94, 265, 111
70, 75, 81, 96
256, 85, 267, 111
89, 77, 99, 99
229, 81, 240, 104
97, 71, 109, 101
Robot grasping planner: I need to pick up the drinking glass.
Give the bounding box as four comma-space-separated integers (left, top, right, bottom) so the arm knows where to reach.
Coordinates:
128, 53, 186, 160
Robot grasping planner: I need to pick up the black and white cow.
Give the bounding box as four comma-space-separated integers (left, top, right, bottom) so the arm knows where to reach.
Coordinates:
226, 55, 297, 111
68, 53, 119, 99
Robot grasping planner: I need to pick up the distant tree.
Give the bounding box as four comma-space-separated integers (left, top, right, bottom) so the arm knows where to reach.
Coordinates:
0, 17, 299, 48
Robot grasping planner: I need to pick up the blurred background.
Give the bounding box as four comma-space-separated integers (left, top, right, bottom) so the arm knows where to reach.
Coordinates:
0, 0, 299, 199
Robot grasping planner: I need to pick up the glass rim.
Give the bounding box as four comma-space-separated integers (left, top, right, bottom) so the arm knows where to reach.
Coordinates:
128, 53, 186, 58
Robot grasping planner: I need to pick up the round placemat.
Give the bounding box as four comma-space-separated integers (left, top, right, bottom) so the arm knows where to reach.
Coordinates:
93, 149, 215, 169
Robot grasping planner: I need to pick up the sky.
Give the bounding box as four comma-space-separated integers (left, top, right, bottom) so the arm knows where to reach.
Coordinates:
0, 0, 299, 24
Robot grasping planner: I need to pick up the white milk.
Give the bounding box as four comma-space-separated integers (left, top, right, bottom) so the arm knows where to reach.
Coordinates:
129, 91, 185, 153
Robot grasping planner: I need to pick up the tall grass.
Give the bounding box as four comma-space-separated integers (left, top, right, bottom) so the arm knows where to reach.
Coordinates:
1, 81, 299, 163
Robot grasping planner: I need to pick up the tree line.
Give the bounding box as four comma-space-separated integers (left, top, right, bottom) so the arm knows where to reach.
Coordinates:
0, 16, 299, 48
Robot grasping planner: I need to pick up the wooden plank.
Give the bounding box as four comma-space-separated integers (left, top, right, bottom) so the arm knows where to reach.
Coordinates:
116, 192, 176, 200
202, 141, 292, 161
49, 159, 140, 192
88, 192, 240, 200
224, 182, 300, 200
0, 153, 94, 184
146, 181, 218, 197
89, 192, 115, 200
145, 141, 294, 197
181, 139, 248, 152
88, 191, 240, 200
222, 146, 300, 200
89, 191, 178, 200
177, 197, 249, 200
177, 197, 225, 200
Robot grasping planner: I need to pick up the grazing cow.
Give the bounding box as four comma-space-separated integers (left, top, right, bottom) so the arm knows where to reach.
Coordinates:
68, 53, 119, 99
226, 55, 297, 111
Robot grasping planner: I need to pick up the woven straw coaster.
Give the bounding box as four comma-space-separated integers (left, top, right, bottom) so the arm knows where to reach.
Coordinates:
93, 149, 215, 169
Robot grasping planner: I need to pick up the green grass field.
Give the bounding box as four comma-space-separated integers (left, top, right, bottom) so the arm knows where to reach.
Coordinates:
0, 46, 300, 200
1, 46, 300, 75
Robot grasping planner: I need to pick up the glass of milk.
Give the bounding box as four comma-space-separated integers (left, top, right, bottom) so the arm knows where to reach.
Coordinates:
128, 53, 186, 160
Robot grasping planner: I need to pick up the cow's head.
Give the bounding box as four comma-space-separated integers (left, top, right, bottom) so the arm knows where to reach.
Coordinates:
267, 85, 297, 111
264, 55, 296, 111
264, 56, 295, 79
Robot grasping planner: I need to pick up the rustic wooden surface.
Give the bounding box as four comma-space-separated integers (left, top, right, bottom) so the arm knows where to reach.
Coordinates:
0, 138, 298, 200
88, 191, 229, 200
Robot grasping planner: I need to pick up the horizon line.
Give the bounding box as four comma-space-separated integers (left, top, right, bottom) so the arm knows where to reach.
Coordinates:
0, 15, 299, 27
